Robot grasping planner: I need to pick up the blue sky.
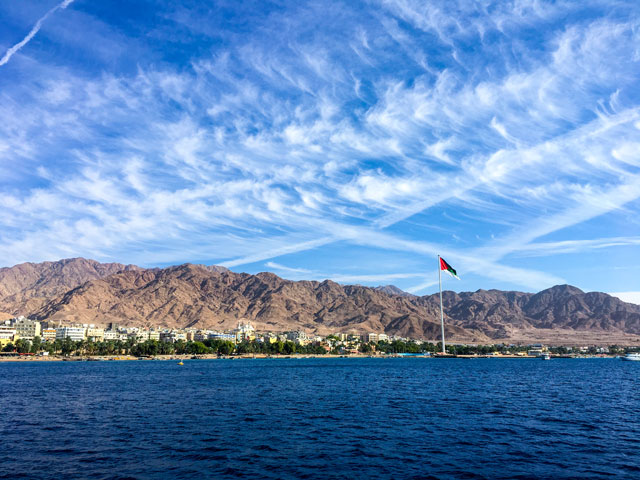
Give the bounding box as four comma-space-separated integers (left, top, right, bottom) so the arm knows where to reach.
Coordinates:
1, 0, 639, 301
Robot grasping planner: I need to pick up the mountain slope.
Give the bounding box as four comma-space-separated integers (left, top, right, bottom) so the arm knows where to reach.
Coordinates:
1, 259, 640, 343
32, 264, 476, 340
0, 258, 140, 315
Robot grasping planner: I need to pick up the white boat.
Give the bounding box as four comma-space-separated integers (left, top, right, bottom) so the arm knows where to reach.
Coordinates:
621, 353, 640, 361
540, 353, 551, 360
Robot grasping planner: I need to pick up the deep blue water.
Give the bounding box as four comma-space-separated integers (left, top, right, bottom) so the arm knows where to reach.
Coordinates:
1, 358, 638, 479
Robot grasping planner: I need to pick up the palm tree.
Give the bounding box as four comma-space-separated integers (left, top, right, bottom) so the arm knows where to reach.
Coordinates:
124, 337, 136, 355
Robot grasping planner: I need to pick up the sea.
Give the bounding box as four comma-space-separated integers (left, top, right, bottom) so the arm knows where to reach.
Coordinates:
1, 357, 638, 479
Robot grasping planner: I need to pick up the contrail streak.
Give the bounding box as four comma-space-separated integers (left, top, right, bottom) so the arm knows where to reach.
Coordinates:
0, 0, 75, 67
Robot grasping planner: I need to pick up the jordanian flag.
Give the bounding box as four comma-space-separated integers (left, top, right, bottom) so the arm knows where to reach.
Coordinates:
439, 257, 460, 279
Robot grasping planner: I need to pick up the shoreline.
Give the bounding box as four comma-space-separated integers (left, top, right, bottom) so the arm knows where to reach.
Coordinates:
0, 353, 621, 362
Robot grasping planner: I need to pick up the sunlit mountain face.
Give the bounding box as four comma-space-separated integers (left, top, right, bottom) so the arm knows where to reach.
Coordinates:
2, 259, 640, 343
1, 0, 639, 298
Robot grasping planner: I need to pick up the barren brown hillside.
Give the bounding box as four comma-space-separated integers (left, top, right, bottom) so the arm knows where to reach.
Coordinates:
1, 258, 640, 344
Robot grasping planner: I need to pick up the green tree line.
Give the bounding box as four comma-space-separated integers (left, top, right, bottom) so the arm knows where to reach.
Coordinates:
4, 336, 638, 356
1, 337, 326, 356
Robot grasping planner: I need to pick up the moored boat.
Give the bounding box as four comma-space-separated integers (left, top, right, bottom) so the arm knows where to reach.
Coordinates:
621, 353, 640, 361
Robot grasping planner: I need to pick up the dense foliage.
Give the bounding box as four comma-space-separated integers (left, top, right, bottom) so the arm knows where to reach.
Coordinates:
3, 336, 637, 357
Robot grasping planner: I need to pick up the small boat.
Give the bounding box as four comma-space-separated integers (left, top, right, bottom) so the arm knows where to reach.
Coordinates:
540, 353, 551, 360
621, 353, 640, 361
177, 361, 184, 365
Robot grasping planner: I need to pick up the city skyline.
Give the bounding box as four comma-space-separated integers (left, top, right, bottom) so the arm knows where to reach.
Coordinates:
1, 1, 639, 302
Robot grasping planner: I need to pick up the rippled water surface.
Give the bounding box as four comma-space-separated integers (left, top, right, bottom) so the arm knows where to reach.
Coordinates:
1, 358, 638, 479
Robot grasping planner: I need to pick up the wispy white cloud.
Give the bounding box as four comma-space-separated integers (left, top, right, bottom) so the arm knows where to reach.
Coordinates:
514, 236, 640, 257
405, 280, 439, 294
264, 262, 312, 275
220, 237, 336, 268
0, 0, 638, 297
264, 261, 424, 285
0, 0, 74, 67
609, 292, 640, 305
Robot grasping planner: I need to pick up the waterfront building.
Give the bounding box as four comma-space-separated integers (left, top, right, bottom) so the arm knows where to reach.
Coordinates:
235, 321, 255, 342
86, 327, 104, 342
160, 331, 187, 343
287, 330, 310, 345
56, 327, 86, 342
0, 324, 18, 337
103, 330, 120, 341
207, 332, 236, 342
378, 333, 389, 342
130, 331, 148, 343
41, 329, 57, 342
206, 331, 223, 341
148, 330, 160, 341
0, 325, 18, 348
361, 333, 378, 343
193, 330, 210, 341
14, 317, 42, 341
391, 335, 409, 342
186, 330, 209, 342
527, 344, 547, 356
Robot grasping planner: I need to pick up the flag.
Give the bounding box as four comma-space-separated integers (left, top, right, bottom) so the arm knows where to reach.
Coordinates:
439, 257, 460, 279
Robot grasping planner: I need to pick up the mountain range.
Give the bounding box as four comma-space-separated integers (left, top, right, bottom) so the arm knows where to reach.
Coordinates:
1, 258, 639, 345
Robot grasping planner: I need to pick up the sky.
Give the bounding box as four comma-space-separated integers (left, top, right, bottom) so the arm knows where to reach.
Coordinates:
0, 0, 639, 302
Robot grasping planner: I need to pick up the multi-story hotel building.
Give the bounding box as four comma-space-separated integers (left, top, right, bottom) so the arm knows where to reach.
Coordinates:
14, 317, 42, 341
55, 327, 86, 342
41, 329, 57, 342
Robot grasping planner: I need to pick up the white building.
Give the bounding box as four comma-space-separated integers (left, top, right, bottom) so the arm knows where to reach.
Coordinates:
103, 330, 128, 341
287, 331, 310, 345
130, 331, 146, 343
103, 330, 118, 341
160, 331, 187, 343
361, 333, 378, 343
0, 325, 17, 349
56, 327, 86, 342
0, 325, 17, 341
235, 321, 255, 341
41, 329, 57, 342
208, 332, 236, 342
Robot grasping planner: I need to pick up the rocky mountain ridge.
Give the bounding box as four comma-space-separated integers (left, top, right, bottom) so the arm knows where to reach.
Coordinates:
1, 258, 639, 344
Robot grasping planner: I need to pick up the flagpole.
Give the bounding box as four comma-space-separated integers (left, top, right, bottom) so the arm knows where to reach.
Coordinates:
438, 255, 445, 355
